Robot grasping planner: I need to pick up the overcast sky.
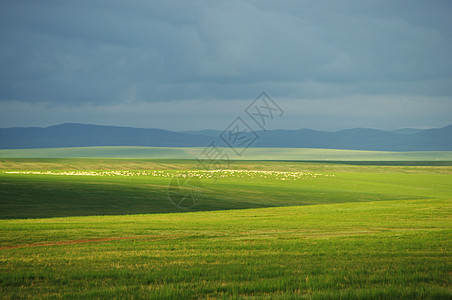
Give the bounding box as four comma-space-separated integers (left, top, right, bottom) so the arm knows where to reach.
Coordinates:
0, 0, 451, 131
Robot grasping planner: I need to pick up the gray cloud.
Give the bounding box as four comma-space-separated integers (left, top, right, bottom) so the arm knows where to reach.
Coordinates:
0, 0, 451, 129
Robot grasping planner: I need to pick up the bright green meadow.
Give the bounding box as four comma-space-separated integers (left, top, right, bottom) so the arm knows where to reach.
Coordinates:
0, 148, 451, 298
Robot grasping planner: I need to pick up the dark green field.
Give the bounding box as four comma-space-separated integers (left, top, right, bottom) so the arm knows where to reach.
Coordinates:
0, 156, 451, 298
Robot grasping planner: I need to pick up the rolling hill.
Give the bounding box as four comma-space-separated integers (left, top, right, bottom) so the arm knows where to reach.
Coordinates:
0, 123, 451, 151
0, 123, 212, 149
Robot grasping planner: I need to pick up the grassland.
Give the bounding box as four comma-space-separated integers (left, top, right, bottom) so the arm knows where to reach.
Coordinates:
1, 159, 451, 218
0, 156, 451, 298
1, 146, 452, 161
1, 199, 450, 298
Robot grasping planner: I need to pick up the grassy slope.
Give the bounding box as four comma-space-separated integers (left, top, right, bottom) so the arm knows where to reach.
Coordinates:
0, 199, 450, 298
1, 146, 452, 160
1, 160, 451, 218
0, 159, 451, 298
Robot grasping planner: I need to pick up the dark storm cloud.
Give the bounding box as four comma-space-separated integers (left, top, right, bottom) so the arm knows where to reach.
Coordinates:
0, 0, 451, 129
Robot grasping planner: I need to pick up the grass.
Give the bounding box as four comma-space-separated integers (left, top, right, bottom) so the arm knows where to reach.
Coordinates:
1, 146, 452, 160
0, 199, 450, 298
1, 159, 451, 218
0, 157, 451, 298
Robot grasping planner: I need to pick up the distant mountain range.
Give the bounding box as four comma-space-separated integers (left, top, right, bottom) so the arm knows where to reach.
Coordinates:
0, 123, 451, 151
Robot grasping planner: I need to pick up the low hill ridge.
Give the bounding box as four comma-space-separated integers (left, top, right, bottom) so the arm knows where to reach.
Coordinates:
0, 123, 451, 151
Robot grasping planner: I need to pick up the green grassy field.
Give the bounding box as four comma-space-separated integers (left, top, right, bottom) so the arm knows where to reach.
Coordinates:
1, 159, 451, 218
0, 156, 451, 298
1, 146, 452, 160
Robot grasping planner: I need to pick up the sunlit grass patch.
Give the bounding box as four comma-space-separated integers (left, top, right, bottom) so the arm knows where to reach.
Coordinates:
0, 199, 450, 299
